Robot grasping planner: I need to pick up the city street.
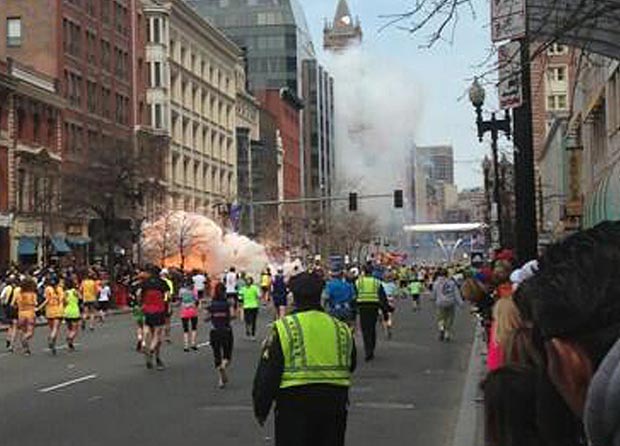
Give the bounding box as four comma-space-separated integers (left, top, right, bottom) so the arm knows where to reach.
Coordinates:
0, 296, 475, 446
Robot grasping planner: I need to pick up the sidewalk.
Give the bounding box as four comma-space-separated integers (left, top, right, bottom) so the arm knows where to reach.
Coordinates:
451, 322, 486, 446
0, 307, 132, 332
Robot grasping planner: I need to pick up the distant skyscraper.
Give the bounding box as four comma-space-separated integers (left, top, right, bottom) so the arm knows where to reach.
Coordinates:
323, 0, 362, 52
188, 0, 315, 95
416, 145, 455, 185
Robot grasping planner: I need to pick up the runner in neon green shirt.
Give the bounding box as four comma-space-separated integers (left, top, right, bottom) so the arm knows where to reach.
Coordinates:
240, 277, 261, 339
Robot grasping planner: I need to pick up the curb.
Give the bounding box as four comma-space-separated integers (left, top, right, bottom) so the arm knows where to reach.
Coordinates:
0, 308, 132, 332
451, 321, 485, 446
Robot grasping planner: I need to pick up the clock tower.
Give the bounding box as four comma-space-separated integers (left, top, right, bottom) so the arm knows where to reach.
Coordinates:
323, 0, 362, 52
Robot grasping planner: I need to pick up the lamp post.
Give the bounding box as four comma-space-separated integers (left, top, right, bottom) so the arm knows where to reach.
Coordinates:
469, 78, 511, 250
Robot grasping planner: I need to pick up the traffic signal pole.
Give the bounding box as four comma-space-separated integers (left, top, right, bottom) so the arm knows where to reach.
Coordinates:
249, 192, 399, 207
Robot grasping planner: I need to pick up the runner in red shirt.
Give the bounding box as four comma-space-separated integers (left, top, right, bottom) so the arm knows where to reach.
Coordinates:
139, 265, 170, 370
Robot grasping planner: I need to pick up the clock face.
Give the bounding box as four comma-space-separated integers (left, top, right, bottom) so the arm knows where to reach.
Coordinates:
340, 15, 351, 26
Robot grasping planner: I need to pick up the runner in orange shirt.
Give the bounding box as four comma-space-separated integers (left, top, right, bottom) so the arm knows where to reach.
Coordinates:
15, 277, 38, 355
39, 275, 64, 355
80, 272, 99, 331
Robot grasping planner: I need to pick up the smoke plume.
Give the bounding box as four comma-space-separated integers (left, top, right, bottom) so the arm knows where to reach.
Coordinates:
327, 46, 424, 232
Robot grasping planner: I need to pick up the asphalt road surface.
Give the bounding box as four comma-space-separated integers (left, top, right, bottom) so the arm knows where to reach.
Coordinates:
0, 295, 475, 446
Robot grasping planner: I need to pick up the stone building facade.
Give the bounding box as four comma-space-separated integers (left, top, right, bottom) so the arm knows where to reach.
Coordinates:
142, 0, 245, 216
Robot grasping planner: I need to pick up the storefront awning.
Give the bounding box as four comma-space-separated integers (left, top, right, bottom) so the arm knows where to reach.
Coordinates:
584, 161, 620, 228
51, 236, 71, 254
67, 235, 91, 246
17, 237, 38, 256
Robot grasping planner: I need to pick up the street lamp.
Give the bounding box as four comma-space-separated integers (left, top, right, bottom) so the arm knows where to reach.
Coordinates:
469, 78, 511, 249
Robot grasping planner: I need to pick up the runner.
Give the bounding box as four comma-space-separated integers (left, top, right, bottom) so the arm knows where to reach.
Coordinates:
271, 268, 288, 320
179, 277, 199, 352
1, 275, 19, 352
408, 274, 424, 311
15, 277, 38, 355
206, 282, 234, 388
40, 275, 64, 354
80, 271, 98, 331
63, 280, 81, 351
381, 272, 398, 340
260, 268, 272, 303
225, 267, 239, 318
192, 270, 207, 302
130, 269, 147, 352
160, 269, 175, 344
97, 279, 112, 323
324, 268, 356, 329
240, 276, 260, 339
140, 265, 170, 370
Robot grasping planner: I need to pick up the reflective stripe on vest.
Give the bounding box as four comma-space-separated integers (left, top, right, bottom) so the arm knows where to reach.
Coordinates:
274, 310, 352, 389
356, 276, 380, 303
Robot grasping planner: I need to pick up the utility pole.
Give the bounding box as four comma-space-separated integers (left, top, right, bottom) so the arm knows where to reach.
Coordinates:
512, 39, 538, 263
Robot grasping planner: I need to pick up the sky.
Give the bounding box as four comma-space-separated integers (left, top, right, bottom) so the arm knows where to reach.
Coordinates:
300, 0, 499, 190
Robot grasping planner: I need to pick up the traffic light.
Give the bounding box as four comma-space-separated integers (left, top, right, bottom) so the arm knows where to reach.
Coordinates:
349, 192, 358, 212
394, 189, 403, 208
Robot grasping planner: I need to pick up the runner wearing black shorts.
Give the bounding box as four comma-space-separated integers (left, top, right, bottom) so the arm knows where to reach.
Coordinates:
140, 265, 170, 371
207, 283, 234, 388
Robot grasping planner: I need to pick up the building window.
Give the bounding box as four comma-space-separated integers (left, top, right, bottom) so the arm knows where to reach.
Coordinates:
548, 43, 568, 56
547, 66, 567, 83
102, 0, 110, 24
547, 94, 568, 111
154, 103, 163, 129
153, 61, 162, 87
6, 17, 22, 47
152, 18, 161, 43
87, 81, 97, 113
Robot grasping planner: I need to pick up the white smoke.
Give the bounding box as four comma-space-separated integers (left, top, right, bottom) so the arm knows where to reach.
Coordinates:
141, 211, 270, 276
326, 46, 424, 232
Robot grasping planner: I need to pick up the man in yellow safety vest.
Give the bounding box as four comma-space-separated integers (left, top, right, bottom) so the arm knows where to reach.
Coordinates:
252, 271, 356, 446
355, 264, 391, 361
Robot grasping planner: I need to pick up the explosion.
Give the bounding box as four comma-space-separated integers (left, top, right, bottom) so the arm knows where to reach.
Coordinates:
141, 211, 269, 276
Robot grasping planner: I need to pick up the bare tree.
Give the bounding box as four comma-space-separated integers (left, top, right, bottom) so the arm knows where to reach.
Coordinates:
380, 0, 620, 56
326, 209, 379, 260
141, 211, 203, 271
63, 141, 145, 268
177, 212, 199, 271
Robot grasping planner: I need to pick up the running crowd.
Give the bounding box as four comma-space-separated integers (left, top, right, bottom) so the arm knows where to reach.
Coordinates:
2, 222, 619, 446
0, 259, 459, 380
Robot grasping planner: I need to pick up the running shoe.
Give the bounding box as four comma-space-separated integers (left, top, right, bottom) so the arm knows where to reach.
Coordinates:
145, 351, 154, 369
156, 357, 165, 371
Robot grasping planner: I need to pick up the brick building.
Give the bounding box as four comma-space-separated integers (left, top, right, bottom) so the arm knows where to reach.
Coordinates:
0, 60, 14, 269
531, 43, 579, 160
0, 0, 167, 264
254, 88, 303, 248
0, 59, 65, 267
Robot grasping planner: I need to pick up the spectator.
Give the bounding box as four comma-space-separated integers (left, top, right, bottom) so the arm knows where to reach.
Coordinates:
484, 221, 620, 446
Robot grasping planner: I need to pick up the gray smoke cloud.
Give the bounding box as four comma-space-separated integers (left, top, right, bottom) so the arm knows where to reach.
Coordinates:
326, 46, 424, 236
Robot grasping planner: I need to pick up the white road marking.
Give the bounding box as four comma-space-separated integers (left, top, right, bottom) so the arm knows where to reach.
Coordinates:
38, 374, 98, 393
201, 405, 252, 412
354, 402, 415, 410
196, 341, 210, 348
